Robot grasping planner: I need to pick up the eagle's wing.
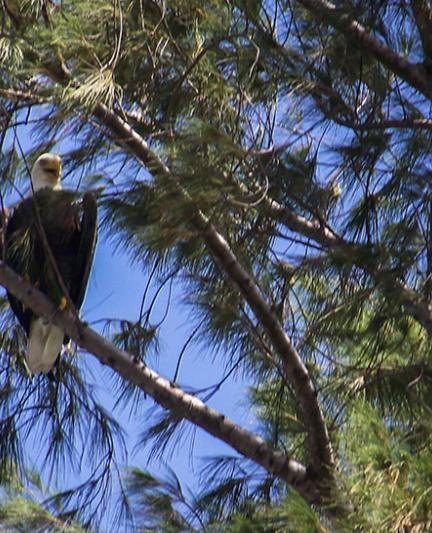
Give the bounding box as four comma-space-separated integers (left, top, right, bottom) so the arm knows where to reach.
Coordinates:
5, 196, 37, 335
72, 192, 97, 310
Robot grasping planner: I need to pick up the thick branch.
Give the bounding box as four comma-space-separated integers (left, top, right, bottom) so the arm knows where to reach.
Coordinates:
0, 260, 320, 503
296, 0, 432, 99
93, 104, 171, 177
0, 88, 49, 104
197, 218, 333, 471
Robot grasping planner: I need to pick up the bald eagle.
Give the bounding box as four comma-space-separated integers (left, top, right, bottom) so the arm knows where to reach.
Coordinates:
5, 153, 97, 374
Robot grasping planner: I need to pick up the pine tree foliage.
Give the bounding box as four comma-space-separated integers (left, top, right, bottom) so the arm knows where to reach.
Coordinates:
1, 0, 432, 529
0, 467, 87, 532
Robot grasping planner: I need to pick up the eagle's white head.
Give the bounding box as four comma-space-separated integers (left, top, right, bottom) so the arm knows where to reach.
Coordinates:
31, 153, 62, 192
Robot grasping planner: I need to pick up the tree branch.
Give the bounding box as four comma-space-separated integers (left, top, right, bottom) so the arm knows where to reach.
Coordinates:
0, 260, 320, 503
360, 363, 432, 390
296, 0, 432, 99
411, 0, 432, 72
0, 88, 50, 104
264, 196, 432, 335
265, 198, 343, 248
392, 280, 432, 335
197, 218, 334, 468
334, 117, 432, 131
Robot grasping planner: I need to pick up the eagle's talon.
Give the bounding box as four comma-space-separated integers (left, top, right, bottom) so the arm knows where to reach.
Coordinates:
63, 339, 72, 353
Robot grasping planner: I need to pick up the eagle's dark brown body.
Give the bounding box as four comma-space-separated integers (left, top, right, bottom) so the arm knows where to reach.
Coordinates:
5, 188, 97, 355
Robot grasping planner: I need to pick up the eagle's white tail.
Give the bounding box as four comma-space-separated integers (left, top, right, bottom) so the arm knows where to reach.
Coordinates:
27, 318, 63, 374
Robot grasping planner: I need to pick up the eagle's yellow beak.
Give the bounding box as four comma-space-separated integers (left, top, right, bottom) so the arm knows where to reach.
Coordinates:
39, 153, 61, 183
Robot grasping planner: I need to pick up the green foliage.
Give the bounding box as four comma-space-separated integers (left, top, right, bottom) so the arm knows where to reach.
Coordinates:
343, 403, 432, 532
0, 469, 87, 532
124, 467, 200, 532
1, 0, 432, 530
0, 497, 85, 533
